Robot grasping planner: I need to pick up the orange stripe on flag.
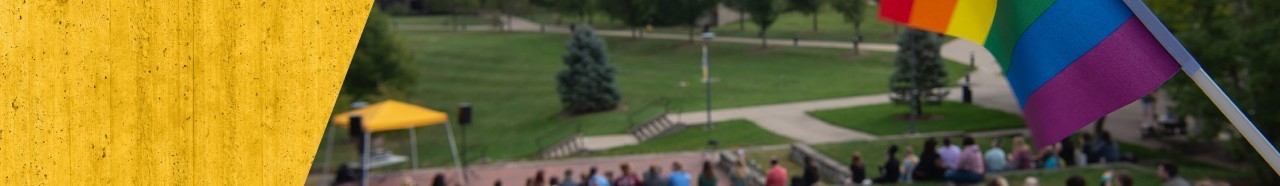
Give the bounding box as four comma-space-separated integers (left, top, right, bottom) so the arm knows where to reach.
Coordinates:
908, 0, 960, 33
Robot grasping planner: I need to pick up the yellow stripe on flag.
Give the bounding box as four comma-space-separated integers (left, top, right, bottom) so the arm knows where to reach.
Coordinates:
946, 0, 999, 45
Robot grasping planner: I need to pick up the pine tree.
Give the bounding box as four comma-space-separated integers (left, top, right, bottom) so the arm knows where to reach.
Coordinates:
557, 25, 622, 114
889, 28, 948, 117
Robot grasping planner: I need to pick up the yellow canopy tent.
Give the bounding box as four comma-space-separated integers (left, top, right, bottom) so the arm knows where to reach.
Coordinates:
332, 100, 448, 131
325, 100, 461, 173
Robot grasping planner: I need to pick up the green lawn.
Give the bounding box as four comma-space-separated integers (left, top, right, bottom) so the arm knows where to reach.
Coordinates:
809, 136, 1245, 185
592, 120, 791, 155
713, 5, 904, 43
314, 31, 970, 169
809, 101, 1024, 135
392, 15, 494, 26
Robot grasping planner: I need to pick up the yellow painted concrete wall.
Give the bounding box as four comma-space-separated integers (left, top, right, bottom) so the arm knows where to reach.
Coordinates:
0, 0, 371, 185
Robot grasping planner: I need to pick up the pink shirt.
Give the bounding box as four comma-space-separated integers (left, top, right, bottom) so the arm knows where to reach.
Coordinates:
766, 166, 788, 186
957, 145, 986, 174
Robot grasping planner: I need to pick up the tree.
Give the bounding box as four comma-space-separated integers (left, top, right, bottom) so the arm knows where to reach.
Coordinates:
787, 0, 822, 31
1148, 0, 1280, 182
553, 0, 594, 24
888, 28, 948, 122
652, 0, 720, 41
743, 0, 787, 47
557, 25, 622, 114
599, 0, 653, 38
343, 8, 415, 101
831, 0, 866, 54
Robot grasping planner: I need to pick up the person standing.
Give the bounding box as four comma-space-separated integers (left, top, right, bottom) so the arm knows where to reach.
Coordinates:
944, 137, 985, 184
940, 138, 962, 168
698, 161, 717, 186
766, 159, 789, 186
614, 163, 642, 186
1158, 163, 1191, 186
984, 138, 1008, 173
668, 162, 693, 186
1058, 137, 1077, 166
913, 138, 946, 181
849, 152, 866, 184
872, 145, 901, 184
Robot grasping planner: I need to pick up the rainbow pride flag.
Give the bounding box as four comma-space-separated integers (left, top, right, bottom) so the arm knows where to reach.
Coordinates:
879, 0, 1182, 147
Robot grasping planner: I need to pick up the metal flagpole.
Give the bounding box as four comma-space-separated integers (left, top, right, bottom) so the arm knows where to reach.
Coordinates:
444, 122, 465, 184
1124, 0, 1280, 176
409, 126, 418, 170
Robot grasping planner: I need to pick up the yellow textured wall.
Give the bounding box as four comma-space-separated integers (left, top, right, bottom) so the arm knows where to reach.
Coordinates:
0, 0, 371, 185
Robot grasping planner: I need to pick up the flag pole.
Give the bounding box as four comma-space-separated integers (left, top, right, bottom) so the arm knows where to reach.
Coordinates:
1124, 0, 1280, 176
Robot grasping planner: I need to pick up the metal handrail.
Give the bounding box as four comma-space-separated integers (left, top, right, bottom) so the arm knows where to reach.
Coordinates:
626, 97, 672, 132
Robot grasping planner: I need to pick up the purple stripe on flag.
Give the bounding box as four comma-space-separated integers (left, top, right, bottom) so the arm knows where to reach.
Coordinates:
1022, 17, 1181, 148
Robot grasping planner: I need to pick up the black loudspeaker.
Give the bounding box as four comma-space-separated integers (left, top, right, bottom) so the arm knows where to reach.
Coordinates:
458, 103, 472, 125
349, 115, 365, 139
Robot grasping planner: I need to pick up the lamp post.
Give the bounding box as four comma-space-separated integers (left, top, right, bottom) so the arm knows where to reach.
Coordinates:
963, 52, 974, 103
702, 27, 715, 131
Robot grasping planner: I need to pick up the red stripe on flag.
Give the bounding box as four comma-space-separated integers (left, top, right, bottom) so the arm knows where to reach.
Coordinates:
879, 0, 915, 24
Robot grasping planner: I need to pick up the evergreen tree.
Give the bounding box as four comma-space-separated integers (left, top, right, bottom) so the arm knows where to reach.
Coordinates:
889, 28, 947, 117
343, 8, 415, 101
557, 25, 622, 114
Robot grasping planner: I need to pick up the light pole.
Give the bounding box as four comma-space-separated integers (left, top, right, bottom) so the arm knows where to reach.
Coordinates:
702, 28, 716, 131
962, 52, 974, 103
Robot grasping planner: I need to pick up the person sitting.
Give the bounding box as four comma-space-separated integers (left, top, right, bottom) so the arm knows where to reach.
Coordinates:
1098, 131, 1121, 163
913, 138, 946, 181
1040, 143, 1064, 170
589, 166, 610, 186
643, 166, 663, 186
849, 152, 866, 184
900, 146, 919, 183
1158, 163, 1191, 186
944, 137, 985, 184
801, 157, 819, 186
985, 138, 1008, 173
560, 169, 578, 186
1010, 136, 1035, 170
698, 161, 717, 186
668, 162, 693, 186
872, 145, 901, 184
729, 160, 753, 186
614, 163, 642, 186
940, 137, 963, 168
1066, 174, 1087, 186
766, 159, 789, 186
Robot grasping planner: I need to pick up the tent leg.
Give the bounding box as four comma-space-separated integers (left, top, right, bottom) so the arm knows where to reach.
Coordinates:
325, 124, 335, 173
410, 126, 418, 170
445, 122, 464, 184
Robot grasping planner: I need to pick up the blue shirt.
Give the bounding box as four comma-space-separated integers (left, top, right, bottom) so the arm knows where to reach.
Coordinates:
592, 175, 611, 186
984, 148, 1007, 172
668, 171, 692, 186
